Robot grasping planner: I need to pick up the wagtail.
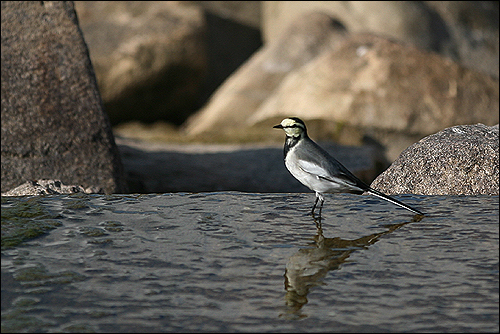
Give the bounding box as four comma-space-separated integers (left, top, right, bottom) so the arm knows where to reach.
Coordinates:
274, 117, 423, 217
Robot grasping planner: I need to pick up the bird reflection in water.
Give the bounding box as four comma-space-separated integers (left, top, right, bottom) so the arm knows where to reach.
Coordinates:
281, 214, 422, 319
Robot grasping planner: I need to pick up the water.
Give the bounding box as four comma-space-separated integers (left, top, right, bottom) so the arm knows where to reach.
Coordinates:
1, 193, 498, 332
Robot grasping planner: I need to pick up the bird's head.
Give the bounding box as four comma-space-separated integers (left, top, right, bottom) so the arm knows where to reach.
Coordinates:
273, 117, 307, 138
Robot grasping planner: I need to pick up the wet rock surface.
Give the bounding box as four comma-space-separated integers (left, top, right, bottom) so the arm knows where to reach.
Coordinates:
1, 180, 103, 197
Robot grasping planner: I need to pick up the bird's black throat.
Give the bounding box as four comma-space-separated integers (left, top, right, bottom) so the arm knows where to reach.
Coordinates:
284, 135, 300, 158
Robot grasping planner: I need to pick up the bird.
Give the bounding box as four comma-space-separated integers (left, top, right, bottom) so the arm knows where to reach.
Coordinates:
273, 117, 423, 217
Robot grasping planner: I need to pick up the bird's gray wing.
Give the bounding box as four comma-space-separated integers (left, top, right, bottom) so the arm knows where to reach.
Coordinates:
295, 140, 368, 191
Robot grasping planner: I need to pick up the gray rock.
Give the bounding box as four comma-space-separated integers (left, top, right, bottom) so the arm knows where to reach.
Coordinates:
1, 1, 127, 194
1, 179, 103, 197
370, 124, 499, 195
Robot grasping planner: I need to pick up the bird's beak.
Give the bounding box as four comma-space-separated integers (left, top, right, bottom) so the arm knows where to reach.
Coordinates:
273, 124, 283, 129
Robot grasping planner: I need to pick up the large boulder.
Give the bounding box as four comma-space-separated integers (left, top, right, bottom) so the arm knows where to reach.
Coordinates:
1, 1, 127, 194
184, 17, 498, 161
249, 33, 499, 161
183, 12, 347, 139
371, 124, 499, 195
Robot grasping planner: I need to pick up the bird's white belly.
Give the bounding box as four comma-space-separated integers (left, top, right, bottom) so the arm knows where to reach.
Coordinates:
285, 158, 345, 193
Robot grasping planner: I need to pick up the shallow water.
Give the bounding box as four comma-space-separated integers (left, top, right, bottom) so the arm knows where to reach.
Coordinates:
1, 193, 498, 332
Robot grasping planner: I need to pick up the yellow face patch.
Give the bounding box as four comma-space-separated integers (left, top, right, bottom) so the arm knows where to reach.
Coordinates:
280, 118, 304, 137
280, 118, 298, 128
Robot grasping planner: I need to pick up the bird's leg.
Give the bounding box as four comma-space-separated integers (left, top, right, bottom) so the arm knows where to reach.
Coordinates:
311, 193, 324, 219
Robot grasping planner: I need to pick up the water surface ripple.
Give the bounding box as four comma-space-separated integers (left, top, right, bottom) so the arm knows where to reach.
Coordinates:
1, 193, 498, 332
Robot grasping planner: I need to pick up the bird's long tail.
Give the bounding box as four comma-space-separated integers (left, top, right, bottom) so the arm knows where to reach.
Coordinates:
366, 188, 423, 215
